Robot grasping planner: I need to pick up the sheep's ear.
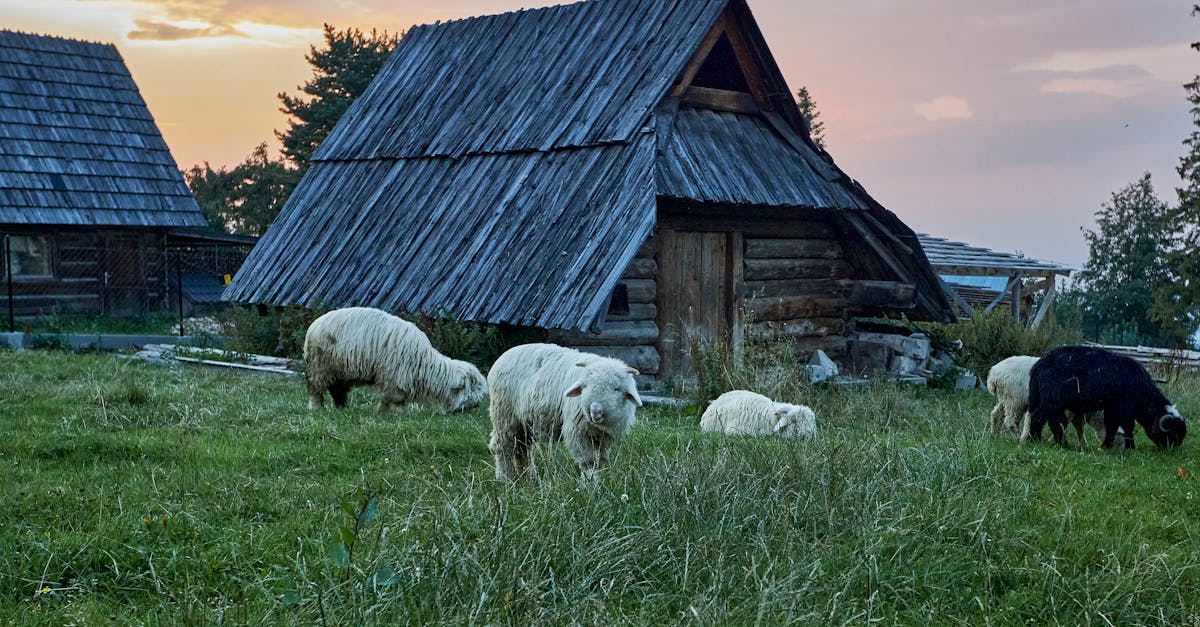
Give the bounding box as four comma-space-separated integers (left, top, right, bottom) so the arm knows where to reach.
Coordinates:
773, 417, 789, 433
564, 382, 585, 397
626, 388, 642, 407
626, 367, 640, 376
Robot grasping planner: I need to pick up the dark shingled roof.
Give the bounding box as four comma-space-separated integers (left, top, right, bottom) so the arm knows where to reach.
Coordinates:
227, 0, 954, 329
0, 30, 205, 227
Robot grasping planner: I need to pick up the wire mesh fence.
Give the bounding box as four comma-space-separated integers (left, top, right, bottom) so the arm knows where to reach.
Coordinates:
1, 231, 252, 334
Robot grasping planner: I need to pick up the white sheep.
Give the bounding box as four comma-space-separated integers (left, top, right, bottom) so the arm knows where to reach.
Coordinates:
988, 355, 1105, 446
700, 390, 817, 439
986, 356, 1040, 436
303, 307, 487, 412
487, 343, 642, 481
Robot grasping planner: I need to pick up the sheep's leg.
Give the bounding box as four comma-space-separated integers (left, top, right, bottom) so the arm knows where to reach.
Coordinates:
489, 422, 521, 482
307, 384, 325, 410
1048, 415, 1066, 446
515, 444, 539, 482
1066, 411, 1086, 449
330, 383, 350, 408
989, 402, 1006, 435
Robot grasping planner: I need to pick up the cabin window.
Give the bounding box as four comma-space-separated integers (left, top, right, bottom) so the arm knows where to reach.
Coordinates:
3, 235, 53, 278
608, 283, 630, 316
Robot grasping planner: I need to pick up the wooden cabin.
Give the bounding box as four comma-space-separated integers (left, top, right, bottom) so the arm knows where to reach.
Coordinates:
227, 0, 955, 381
0, 31, 206, 318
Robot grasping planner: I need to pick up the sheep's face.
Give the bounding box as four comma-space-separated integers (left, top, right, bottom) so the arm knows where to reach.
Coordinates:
564, 364, 641, 427
1147, 404, 1187, 449
773, 403, 816, 439
447, 360, 488, 412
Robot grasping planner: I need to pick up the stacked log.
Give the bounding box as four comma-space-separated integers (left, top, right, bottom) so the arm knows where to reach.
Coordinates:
549, 238, 661, 384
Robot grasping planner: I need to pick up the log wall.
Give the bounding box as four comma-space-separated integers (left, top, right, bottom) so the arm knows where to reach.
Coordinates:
1, 227, 169, 318
742, 236, 850, 349
548, 237, 662, 385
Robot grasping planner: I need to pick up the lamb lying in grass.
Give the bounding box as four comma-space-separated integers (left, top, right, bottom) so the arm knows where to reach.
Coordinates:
700, 390, 816, 439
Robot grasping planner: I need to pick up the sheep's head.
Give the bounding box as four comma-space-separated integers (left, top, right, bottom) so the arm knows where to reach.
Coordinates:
564, 361, 641, 427
772, 403, 817, 439
446, 359, 488, 412
1147, 404, 1187, 449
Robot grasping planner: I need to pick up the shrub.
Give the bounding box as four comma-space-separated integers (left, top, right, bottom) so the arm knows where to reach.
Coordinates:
917, 309, 1082, 379
223, 305, 328, 358
683, 328, 812, 412
406, 311, 543, 371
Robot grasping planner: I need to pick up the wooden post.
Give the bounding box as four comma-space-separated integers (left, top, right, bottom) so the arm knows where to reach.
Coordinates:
1011, 271, 1023, 324
176, 249, 185, 337
1030, 275, 1057, 329
4, 234, 13, 333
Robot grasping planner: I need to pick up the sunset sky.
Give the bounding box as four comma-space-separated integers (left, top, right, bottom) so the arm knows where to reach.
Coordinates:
2, 0, 1195, 269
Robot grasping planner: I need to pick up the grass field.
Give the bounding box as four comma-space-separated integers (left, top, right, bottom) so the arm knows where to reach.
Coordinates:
1, 350, 1199, 625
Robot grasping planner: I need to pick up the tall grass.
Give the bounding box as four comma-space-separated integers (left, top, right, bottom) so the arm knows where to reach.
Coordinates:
1, 351, 1199, 624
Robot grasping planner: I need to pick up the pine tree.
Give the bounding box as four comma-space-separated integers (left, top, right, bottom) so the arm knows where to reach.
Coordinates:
795, 86, 827, 150
276, 25, 401, 170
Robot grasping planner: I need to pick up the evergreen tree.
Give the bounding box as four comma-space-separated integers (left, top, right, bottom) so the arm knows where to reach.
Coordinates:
795, 86, 826, 150
1076, 174, 1179, 345
1151, 5, 1200, 344
276, 24, 401, 170
185, 143, 298, 236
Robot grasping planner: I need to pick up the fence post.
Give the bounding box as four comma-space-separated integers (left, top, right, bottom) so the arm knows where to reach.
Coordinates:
5, 234, 13, 333
176, 249, 185, 337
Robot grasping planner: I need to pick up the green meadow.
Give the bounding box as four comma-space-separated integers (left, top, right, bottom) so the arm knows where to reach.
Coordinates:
1, 350, 1198, 625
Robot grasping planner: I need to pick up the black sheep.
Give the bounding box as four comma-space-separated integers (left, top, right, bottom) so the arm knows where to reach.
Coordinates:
1027, 346, 1186, 449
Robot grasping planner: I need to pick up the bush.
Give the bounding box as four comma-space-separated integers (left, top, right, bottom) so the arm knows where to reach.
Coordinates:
917, 309, 1082, 379
223, 305, 328, 358
683, 329, 812, 412
406, 311, 543, 371
223, 305, 542, 368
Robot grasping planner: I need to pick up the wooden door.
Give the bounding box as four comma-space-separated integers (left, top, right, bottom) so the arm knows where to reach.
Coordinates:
656, 229, 743, 377
102, 233, 145, 317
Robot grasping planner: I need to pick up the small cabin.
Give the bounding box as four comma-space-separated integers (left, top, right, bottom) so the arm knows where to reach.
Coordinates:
227, 0, 955, 381
0, 30, 206, 319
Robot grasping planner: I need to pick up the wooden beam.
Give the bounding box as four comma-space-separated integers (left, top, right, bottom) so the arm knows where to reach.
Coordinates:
669, 14, 726, 98
859, 212, 913, 256
847, 280, 917, 309
1011, 271, 1023, 324
720, 6, 772, 111
984, 274, 1022, 313
1030, 275, 1056, 329
940, 277, 975, 319
841, 213, 914, 285
681, 86, 759, 114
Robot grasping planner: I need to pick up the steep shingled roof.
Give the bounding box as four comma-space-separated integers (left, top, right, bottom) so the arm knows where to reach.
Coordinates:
0, 30, 204, 227
227, 0, 954, 329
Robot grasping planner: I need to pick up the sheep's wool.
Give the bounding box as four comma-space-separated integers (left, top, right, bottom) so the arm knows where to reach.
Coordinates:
304, 307, 487, 412
700, 390, 816, 439
488, 343, 641, 481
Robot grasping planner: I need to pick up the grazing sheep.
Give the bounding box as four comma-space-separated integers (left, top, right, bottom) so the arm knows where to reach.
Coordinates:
990, 355, 1108, 447
1028, 345, 1186, 449
487, 343, 641, 481
700, 390, 816, 439
303, 307, 487, 412
986, 356, 1040, 436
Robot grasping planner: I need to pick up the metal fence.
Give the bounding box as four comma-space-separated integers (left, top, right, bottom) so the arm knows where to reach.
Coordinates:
1, 232, 252, 333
